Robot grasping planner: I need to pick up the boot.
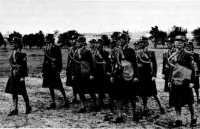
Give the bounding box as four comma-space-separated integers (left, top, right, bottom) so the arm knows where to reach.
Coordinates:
25, 106, 32, 114
190, 118, 197, 127
8, 109, 18, 116
77, 107, 87, 113
174, 120, 182, 127
47, 103, 56, 109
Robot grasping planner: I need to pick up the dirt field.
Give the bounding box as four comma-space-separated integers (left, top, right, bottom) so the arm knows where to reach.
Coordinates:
0, 48, 200, 128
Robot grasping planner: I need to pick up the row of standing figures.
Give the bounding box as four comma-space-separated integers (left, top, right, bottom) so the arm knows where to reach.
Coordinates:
4, 35, 200, 127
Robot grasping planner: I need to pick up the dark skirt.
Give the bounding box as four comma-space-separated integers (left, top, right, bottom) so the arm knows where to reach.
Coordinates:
110, 78, 136, 100
5, 76, 27, 95
42, 72, 63, 89
137, 79, 158, 97
73, 76, 93, 94
169, 84, 194, 107
193, 76, 199, 90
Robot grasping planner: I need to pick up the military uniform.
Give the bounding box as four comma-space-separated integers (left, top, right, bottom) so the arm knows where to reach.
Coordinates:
66, 46, 76, 86
192, 52, 200, 91
137, 50, 158, 97
71, 46, 94, 95
91, 47, 107, 94
169, 50, 195, 107
5, 51, 28, 95
42, 43, 63, 89
110, 45, 138, 99
162, 49, 174, 92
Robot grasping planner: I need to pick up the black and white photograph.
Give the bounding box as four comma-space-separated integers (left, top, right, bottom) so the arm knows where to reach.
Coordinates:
0, 0, 200, 128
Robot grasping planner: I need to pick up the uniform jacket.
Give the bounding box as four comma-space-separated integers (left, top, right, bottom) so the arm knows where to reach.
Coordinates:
9, 51, 28, 77
137, 50, 157, 80
67, 46, 95, 78
42, 44, 62, 74
122, 45, 139, 78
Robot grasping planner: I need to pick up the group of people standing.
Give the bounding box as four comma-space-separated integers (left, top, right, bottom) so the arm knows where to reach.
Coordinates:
5, 31, 200, 127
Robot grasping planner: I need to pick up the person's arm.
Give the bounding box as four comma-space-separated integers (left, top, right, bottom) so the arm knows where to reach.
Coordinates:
151, 51, 157, 78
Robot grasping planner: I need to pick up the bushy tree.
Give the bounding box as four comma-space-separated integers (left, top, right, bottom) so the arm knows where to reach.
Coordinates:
35, 30, 45, 48
58, 30, 81, 47
0, 32, 6, 48
192, 27, 200, 46
8, 31, 22, 48
8, 31, 22, 43
149, 26, 167, 48
168, 26, 187, 41
22, 31, 45, 49
101, 34, 111, 47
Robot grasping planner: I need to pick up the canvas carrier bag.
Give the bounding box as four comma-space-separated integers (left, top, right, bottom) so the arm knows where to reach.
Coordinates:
121, 60, 134, 81
172, 64, 192, 86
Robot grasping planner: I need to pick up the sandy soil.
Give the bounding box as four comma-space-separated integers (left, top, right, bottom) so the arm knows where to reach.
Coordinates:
0, 76, 200, 129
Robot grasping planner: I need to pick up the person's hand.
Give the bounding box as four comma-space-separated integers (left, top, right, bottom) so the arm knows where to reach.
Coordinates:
110, 77, 115, 83
189, 83, 194, 88
152, 76, 156, 81
89, 75, 94, 80
72, 76, 74, 80
20, 78, 25, 81
168, 82, 172, 88
133, 77, 139, 82
161, 74, 165, 79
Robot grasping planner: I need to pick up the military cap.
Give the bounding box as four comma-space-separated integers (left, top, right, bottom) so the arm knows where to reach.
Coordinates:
77, 36, 86, 45
89, 39, 97, 44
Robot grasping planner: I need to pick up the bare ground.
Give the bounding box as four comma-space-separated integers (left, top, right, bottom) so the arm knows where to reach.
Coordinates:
0, 77, 200, 128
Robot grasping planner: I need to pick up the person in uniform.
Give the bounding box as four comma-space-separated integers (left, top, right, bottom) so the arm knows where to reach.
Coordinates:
184, 39, 200, 103
136, 37, 165, 115
168, 35, 197, 127
70, 36, 95, 113
162, 39, 175, 92
42, 34, 68, 109
5, 37, 31, 116
66, 34, 79, 103
109, 32, 139, 123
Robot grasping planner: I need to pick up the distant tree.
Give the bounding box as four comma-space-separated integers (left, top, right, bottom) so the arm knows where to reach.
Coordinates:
0, 32, 6, 48
110, 31, 121, 48
157, 31, 167, 46
22, 34, 29, 48
8, 31, 22, 43
149, 26, 159, 48
192, 27, 200, 46
8, 31, 22, 47
168, 26, 187, 41
101, 34, 111, 47
121, 30, 131, 43
111, 31, 121, 42
149, 26, 167, 48
58, 30, 81, 47
35, 31, 45, 48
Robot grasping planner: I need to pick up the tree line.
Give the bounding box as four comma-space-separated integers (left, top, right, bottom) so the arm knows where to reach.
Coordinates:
1, 26, 200, 49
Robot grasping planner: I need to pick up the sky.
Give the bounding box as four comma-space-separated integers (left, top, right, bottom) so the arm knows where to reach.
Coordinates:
0, 0, 200, 34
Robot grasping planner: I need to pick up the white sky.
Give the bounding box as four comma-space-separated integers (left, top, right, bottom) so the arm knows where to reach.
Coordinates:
0, 0, 200, 34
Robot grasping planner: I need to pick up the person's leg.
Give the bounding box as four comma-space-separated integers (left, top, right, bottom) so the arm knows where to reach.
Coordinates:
194, 88, 200, 103
189, 104, 197, 127
72, 88, 78, 103
174, 106, 182, 127
48, 88, 56, 109
142, 96, 148, 115
22, 90, 32, 114
153, 95, 165, 114
78, 92, 87, 113
59, 85, 69, 106
8, 94, 18, 116
131, 98, 139, 122
114, 99, 126, 123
